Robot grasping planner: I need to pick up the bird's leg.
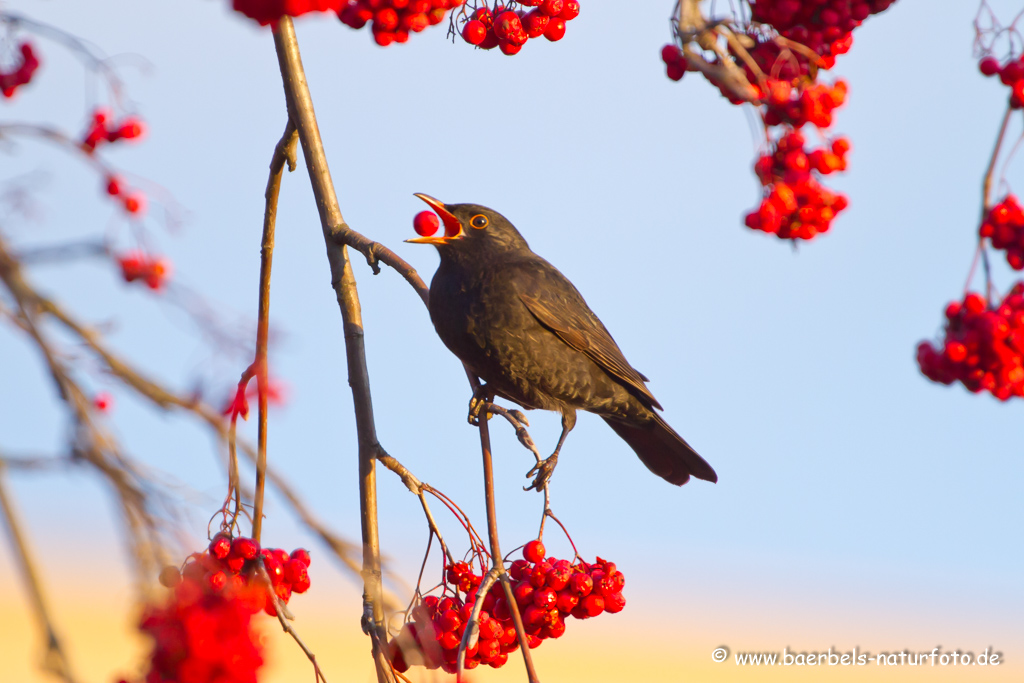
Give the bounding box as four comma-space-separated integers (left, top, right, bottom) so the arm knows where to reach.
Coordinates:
526, 410, 576, 491
467, 384, 495, 426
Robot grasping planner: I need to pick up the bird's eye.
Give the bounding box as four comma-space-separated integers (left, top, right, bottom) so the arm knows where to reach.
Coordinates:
470, 214, 489, 229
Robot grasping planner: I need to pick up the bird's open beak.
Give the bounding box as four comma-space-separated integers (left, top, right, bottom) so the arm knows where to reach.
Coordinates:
406, 193, 464, 244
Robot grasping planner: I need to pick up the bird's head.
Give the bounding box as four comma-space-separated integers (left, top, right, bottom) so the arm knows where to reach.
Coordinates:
406, 194, 529, 259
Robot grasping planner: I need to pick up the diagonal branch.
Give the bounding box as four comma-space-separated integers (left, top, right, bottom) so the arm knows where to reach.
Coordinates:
0, 463, 79, 683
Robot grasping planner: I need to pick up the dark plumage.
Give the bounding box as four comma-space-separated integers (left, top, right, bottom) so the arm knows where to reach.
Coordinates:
408, 194, 717, 487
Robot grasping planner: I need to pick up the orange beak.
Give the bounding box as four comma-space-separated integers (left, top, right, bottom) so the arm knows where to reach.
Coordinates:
406, 193, 464, 244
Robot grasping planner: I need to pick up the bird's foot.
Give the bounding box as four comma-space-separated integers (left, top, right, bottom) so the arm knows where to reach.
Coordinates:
506, 409, 529, 427
525, 453, 558, 492
467, 385, 495, 426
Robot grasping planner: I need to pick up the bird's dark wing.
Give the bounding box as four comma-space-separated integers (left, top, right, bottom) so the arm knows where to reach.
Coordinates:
513, 260, 663, 411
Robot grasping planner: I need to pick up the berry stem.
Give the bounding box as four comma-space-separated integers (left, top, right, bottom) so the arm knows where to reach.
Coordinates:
979, 105, 1014, 303
982, 105, 1013, 214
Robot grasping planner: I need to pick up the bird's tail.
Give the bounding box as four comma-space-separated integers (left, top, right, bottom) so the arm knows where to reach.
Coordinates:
602, 413, 717, 486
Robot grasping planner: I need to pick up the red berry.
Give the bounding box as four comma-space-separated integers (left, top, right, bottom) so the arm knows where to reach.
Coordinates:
209, 535, 232, 560
559, 0, 580, 20
540, 0, 563, 16
603, 591, 626, 613
661, 44, 682, 65
413, 210, 439, 236
543, 17, 566, 41
555, 589, 578, 612
523, 540, 546, 563
463, 19, 487, 45
93, 392, 113, 413
580, 592, 605, 617
123, 193, 145, 215
206, 570, 228, 593
533, 587, 557, 609
512, 579, 535, 606
499, 40, 522, 56
284, 558, 308, 584
289, 548, 311, 566
569, 572, 592, 596
979, 57, 1001, 77
231, 537, 259, 560
523, 10, 550, 38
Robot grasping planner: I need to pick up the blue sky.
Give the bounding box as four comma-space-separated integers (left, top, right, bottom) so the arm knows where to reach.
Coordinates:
1, 0, 1021, 676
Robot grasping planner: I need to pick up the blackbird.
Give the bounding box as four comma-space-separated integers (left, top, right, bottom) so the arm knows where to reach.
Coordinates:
407, 194, 717, 488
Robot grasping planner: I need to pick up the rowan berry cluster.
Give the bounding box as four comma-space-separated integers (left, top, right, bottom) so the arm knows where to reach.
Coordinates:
760, 78, 847, 128
980, 195, 1024, 270
388, 540, 624, 673
663, 1, 898, 241
916, 284, 1024, 401
81, 109, 145, 153
161, 534, 312, 616
104, 175, 146, 215
232, 0, 344, 26
748, 1, 896, 69
0, 43, 40, 98
459, 1, 581, 55
338, 0, 463, 46
979, 52, 1024, 109
744, 129, 849, 239
139, 576, 264, 683
118, 252, 171, 291
118, 252, 170, 290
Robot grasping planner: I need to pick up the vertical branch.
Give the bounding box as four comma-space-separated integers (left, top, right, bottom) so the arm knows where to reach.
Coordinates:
0, 464, 78, 683
251, 120, 298, 543
978, 105, 1014, 301
476, 417, 540, 683
271, 17, 393, 683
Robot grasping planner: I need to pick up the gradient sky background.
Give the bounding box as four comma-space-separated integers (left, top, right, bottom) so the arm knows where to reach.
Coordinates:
1, 1, 1021, 682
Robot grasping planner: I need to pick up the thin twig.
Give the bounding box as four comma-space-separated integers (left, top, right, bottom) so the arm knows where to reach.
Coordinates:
252, 120, 298, 543
331, 223, 429, 306
982, 106, 1014, 213
977, 105, 1015, 302
0, 454, 74, 472
257, 562, 328, 683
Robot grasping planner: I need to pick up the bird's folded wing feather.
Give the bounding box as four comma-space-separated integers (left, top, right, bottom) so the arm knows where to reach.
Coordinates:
513, 262, 663, 410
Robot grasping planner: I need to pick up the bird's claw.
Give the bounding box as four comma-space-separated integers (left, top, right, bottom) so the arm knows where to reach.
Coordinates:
525, 454, 558, 491
467, 389, 494, 426
508, 409, 529, 427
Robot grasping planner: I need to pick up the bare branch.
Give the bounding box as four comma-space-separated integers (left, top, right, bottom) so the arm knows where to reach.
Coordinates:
252, 120, 298, 543
0, 464, 80, 683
